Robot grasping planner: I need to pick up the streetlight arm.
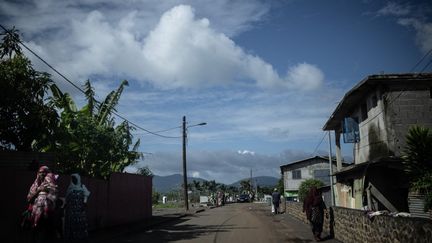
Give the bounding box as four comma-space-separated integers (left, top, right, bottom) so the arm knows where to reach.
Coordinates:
187, 122, 207, 128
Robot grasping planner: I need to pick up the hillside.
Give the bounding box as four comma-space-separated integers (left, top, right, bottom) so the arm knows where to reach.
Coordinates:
153, 174, 279, 193
153, 174, 206, 193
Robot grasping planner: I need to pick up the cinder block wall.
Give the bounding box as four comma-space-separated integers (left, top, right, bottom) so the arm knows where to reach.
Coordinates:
385, 89, 432, 156
286, 202, 432, 243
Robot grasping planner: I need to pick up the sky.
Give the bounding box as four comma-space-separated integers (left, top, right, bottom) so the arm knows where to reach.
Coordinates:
1, 0, 431, 184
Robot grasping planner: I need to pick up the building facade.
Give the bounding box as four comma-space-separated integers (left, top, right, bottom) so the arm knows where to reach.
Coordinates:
280, 156, 338, 204
323, 73, 432, 213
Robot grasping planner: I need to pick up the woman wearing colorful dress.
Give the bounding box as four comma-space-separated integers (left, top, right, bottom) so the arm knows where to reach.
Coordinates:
27, 166, 58, 242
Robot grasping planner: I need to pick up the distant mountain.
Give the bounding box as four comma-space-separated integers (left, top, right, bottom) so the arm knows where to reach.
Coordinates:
152, 174, 279, 193
152, 174, 206, 193
229, 176, 279, 188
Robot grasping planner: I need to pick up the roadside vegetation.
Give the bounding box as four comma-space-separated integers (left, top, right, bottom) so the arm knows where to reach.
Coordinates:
298, 179, 324, 202
402, 126, 432, 211
0, 28, 142, 179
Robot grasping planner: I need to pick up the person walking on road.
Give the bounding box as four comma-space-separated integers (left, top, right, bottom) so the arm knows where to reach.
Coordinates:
64, 173, 91, 242
303, 186, 328, 242
272, 188, 281, 214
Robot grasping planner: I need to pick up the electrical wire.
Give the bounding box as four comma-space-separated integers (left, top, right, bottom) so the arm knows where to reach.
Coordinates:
0, 24, 181, 139
311, 131, 327, 156
410, 48, 432, 72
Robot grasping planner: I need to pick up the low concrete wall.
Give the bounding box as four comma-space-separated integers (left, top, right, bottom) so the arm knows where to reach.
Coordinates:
285, 202, 432, 243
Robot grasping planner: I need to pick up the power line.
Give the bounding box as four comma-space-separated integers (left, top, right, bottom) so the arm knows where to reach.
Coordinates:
0, 24, 87, 94
311, 131, 327, 156
154, 126, 182, 133
317, 47, 432, 154
419, 58, 432, 73
410, 48, 432, 72
0, 24, 180, 139
354, 46, 432, 128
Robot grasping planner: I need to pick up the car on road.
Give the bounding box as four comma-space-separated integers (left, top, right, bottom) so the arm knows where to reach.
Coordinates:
237, 194, 250, 203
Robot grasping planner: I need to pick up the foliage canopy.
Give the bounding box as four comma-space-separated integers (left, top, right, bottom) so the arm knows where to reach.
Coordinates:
298, 178, 324, 202
402, 126, 432, 211
0, 28, 58, 151
0, 28, 142, 179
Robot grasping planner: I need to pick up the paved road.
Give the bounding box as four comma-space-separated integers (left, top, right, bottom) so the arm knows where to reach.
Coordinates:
102, 203, 339, 243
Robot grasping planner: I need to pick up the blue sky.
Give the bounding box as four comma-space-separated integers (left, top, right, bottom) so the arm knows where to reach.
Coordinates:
1, 0, 431, 184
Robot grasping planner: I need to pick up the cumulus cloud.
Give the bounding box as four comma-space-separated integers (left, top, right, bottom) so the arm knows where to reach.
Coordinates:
131, 5, 322, 89
14, 4, 324, 90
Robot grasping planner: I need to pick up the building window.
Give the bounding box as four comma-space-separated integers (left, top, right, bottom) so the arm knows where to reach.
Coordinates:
314, 169, 330, 185
361, 102, 368, 121
292, 170, 301, 179
343, 117, 360, 143
371, 95, 378, 108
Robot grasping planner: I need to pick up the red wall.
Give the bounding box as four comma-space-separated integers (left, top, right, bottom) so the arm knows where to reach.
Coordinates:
2, 169, 152, 241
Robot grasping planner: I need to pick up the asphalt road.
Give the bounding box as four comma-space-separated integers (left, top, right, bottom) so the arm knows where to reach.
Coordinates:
103, 203, 336, 243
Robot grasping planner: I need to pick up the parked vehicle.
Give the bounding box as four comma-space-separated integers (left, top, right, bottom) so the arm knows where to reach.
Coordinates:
237, 194, 250, 203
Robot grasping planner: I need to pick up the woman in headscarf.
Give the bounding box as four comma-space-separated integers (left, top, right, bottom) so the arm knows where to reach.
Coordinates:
27, 165, 58, 240
64, 173, 91, 242
303, 186, 327, 242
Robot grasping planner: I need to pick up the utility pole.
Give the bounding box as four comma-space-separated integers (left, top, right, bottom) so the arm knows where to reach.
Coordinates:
181, 116, 206, 211
328, 131, 335, 207
250, 168, 253, 197
182, 116, 189, 211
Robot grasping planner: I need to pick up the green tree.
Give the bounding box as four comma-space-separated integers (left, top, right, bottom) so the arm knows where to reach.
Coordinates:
44, 80, 142, 179
402, 126, 432, 211
137, 166, 153, 177
192, 180, 201, 192
277, 176, 284, 194
152, 189, 161, 204
240, 180, 251, 193
298, 179, 324, 202
0, 28, 58, 151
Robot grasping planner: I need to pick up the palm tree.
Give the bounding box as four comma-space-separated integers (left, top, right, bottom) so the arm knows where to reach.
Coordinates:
403, 126, 432, 211
240, 180, 251, 194
193, 180, 201, 192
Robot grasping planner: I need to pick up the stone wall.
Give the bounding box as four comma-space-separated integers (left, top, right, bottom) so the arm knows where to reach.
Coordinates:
286, 202, 432, 243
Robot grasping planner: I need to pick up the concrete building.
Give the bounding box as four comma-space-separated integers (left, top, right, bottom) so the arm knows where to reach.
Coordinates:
323, 73, 432, 212
280, 156, 338, 205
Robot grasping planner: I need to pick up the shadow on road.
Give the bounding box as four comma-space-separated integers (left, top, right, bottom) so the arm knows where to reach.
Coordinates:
106, 215, 257, 243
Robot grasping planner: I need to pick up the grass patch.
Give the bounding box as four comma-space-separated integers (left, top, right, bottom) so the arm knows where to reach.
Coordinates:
153, 202, 182, 208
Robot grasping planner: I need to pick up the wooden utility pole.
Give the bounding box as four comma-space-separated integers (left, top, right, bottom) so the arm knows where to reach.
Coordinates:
328, 131, 335, 207
183, 116, 189, 211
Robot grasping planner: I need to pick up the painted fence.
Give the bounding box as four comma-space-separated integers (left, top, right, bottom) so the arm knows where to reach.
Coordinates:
3, 169, 152, 242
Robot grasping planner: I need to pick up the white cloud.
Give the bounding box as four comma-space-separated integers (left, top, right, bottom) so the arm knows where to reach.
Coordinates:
129, 149, 311, 184
376, 2, 432, 54
137, 5, 324, 90
191, 171, 200, 178
377, 2, 411, 17
12, 4, 324, 91
398, 18, 432, 54
237, 150, 255, 155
